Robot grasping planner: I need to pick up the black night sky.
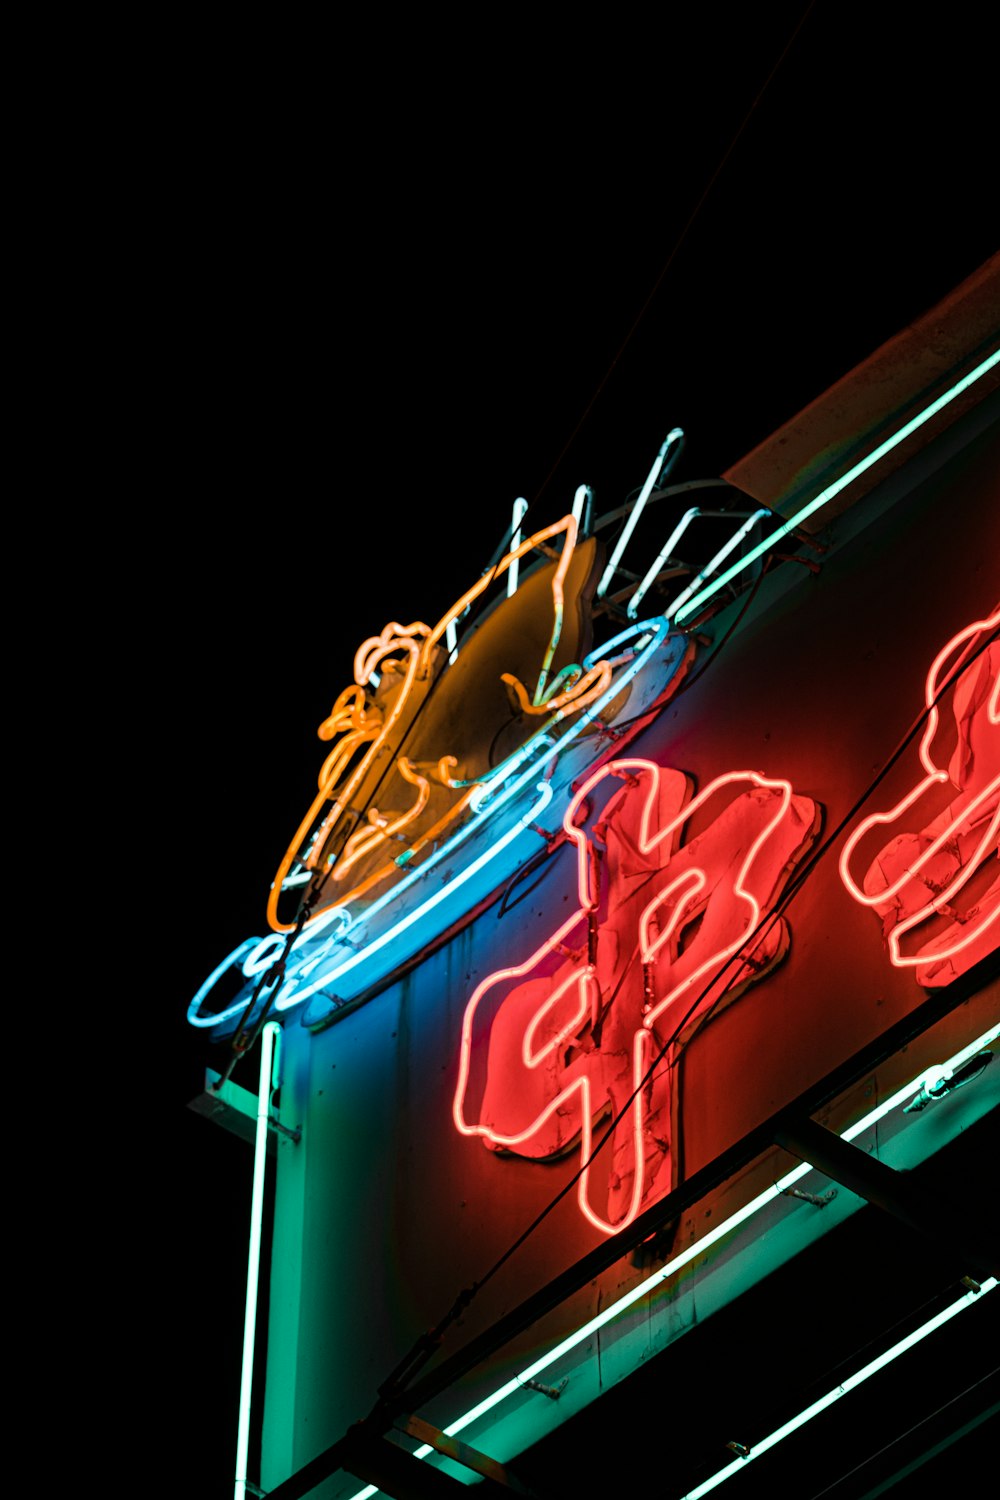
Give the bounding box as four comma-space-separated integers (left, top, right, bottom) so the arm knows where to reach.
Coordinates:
128, 8, 998, 1496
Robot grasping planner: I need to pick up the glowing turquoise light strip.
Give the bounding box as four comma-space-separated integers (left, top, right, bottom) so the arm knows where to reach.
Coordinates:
674, 349, 1000, 625
678, 1276, 997, 1499
272, 782, 556, 1011
208, 352, 1000, 1036
235, 1021, 281, 1500
628, 505, 701, 619
188, 616, 676, 1032
598, 428, 684, 598
507, 497, 529, 597
345, 1023, 998, 1500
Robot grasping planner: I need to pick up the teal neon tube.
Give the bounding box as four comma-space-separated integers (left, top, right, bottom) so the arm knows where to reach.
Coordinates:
674, 349, 1000, 624
598, 428, 684, 598
234, 1021, 281, 1500
345, 1023, 998, 1500
678, 1276, 997, 1498
507, 497, 529, 597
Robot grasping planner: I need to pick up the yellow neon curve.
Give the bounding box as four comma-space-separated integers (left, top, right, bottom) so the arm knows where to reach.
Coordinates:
266, 624, 430, 931
268, 515, 594, 933
501, 661, 614, 717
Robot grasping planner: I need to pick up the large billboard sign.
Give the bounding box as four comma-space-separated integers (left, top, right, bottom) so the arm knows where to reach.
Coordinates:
186, 321, 999, 1499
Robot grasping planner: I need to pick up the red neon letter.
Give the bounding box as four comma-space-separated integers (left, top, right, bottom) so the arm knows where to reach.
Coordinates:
839, 608, 1000, 985
454, 760, 820, 1235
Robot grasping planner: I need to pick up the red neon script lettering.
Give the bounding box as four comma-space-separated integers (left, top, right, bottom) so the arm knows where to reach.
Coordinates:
453, 759, 820, 1235
840, 608, 1000, 986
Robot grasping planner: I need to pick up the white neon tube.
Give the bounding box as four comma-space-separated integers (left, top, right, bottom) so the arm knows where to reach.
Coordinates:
572, 484, 592, 528
627, 506, 701, 618
661, 509, 769, 621
678, 1276, 997, 1498
235, 1021, 281, 1500
507, 498, 529, 597
272, 782, 556, 1011
597, 428, 684, 598
674, 349, 1000, 625
346, 1023, 999, 1499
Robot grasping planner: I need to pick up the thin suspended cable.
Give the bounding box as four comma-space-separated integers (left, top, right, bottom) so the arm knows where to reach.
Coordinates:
374, 622, 997, 1399
261, 8, 818, 967
231, 10, 821, 1081
805, 1369, 1000, 1500
528, 0, 818, 516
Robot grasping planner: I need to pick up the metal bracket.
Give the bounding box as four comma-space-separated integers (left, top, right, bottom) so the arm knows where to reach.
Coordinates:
187, 1070, 301, 1148
397, 1414, 536, 1494
774, 1114, 999, 1281
522, 1378, 568, 1400
781, 1186, 838, 1207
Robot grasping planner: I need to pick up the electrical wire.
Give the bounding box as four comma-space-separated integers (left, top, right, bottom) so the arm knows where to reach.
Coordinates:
222, 486, 746, 1073
597, 548, 777, 747
524, 0, 818, 518
258, 0, 821, 966
492, 542, 781, 929
495, 838, 565, 919
465, 0, 817, 582
369, 620, 998, 1408
804, 1368, 1000, 1500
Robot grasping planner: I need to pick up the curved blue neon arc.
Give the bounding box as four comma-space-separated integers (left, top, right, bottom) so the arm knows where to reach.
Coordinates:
188, 619, 674, 1029
189, 351, 998, 1037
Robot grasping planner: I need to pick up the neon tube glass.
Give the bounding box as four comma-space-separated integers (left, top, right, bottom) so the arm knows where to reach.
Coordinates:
345, 1023, 998, 1499
597, 428, 684, 598
235, 1021, 281, 1500
674, 350, 1000, 624
678, 1277, 996, 1498
507, 498, 529, 597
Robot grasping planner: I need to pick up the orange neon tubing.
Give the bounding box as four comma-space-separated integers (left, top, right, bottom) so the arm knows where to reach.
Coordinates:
500, 660, 614, 717
354, 621, 431, 685
417, 513, 580, 685
269, 518, 597, 932
317, 683, 373, 742
267, 626, 428, 932
328, 786, 479, 910
329, 757, 431, 884
305, 728, 381, 862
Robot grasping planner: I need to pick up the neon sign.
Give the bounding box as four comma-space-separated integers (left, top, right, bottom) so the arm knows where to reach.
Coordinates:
454, 759, 821, 1235
188, 616, 695, 1032
344, 1025, 1000, 1500
839, 608, 1000, 985
265, 513, 681, 939
187, 362, 1000, 1040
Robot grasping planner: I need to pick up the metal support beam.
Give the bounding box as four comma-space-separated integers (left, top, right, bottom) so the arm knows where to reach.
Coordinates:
262, 959, 997, 1500
287, 1421, 539, 1500
188, 1070, 276, 1154
398, 1416, 534, 1494
772, 1115, 999, 1281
